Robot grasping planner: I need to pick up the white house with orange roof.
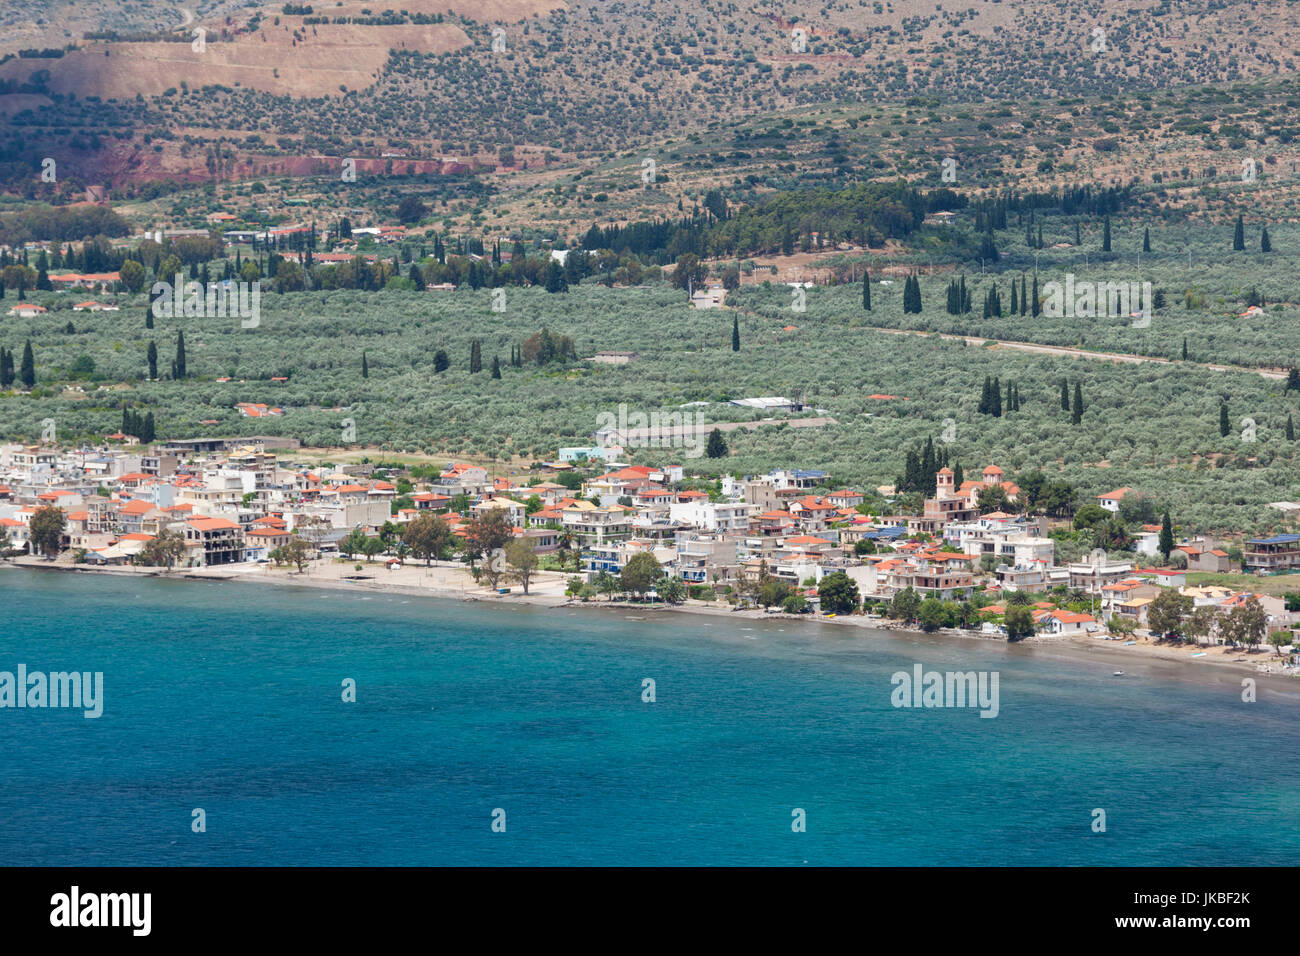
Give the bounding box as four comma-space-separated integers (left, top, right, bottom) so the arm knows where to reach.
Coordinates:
0, 516, 29, 551
49, 271, 120, 290
825, 488, 865, 509
182, 515, 245, 566
1096, 487, 1132, 513
1038, 610, 1097, 635
438, 462, 490, 492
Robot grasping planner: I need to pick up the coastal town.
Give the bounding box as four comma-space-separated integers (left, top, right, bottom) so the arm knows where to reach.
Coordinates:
3, 435, 1297, 676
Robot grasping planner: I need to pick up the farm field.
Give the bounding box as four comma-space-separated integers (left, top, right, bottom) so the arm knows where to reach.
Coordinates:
6, 273, 1300, 535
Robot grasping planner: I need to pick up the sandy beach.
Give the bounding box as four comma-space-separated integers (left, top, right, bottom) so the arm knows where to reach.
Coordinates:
10, 554, 1299, 689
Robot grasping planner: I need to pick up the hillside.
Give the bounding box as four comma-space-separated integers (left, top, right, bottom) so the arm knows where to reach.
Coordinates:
4, 0, 1300, 197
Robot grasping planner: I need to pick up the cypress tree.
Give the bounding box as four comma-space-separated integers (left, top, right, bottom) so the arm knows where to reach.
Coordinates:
174, 330, 186, 379
1286, 367, 1300, 392
145, 303, 154, 330
1102, 217, 1111, 252
491, 356, 501, 379
992, 377, 1002, 418
1287, 414, 1294, 441
434, 350, 449, 373
1261, 225, 1271, 253
1009, 278, 1018, 315
470, 339, 482, 373
952, 462, 964, 488
1071, 383, 1083, 425
732, 314, 740, 351
1219, 402, 1230, 437
1182, 337, 1188, 361
979, 376, 991, 414
1142, 227, 1151, 253
1019, 273, 1027, 316
147, 340, 157, 379
1031, 274, 1040, 317
362, 351, 369, 378
20, 340, 34, 388
1075, 221, 1081, 245
862, 271, 871, 311
920, 437, 936, 489
141, 411, 156, 444
1233, 215, 1245, 251
979, 229, 999, 263
1159, 512, 1174, 561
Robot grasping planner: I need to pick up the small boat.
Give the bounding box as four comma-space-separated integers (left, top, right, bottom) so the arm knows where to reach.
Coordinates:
1112, 670, 1125, 677
1192, 652, 1207, 658
1123, 640, 1136, 646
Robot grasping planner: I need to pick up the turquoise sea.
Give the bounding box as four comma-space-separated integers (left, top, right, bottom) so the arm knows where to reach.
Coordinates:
2, 568, 1298, 866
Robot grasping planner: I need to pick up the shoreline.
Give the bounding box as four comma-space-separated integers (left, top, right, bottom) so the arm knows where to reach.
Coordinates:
9, 556, 1298, 690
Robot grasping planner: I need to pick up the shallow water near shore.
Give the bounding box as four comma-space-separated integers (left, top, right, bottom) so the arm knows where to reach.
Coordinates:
3, 568, 1298, 865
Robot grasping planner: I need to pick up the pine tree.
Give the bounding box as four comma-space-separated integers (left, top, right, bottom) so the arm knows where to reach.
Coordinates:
1261, 225, 1271, 253
1071, 383, 1083, 425
20, 340, 34, 388
1233, 215, 1245, 251
147, 340, 157, 379
862, 271, 871, 311
1219, 402, 1230, 437
1102, 217, 1111, 252
732, 314, 740, 351
470, 339, 482, 373
1143, 227, 1151, 253
362, 351, 369, 378
491, 356, 501, 379
173, 330, 186, 379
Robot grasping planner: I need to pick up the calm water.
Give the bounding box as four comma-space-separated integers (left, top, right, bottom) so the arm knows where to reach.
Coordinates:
2, 567, 1298, 866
